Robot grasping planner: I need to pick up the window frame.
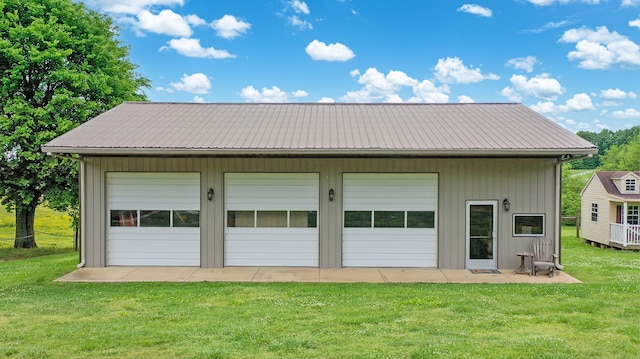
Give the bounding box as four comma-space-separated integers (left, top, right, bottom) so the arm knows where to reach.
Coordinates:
628, 205, 639, 225
591, 203, 598, 222
512, 213, 545, 237
625, 178, 637, 193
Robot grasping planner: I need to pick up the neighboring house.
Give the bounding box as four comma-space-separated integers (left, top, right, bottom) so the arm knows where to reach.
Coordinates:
581, 171, 640, 249
42, 102, 597, 270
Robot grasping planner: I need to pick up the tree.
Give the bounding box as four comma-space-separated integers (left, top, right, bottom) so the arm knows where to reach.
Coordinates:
0, 0, 149, 248
599, 133, 640, 171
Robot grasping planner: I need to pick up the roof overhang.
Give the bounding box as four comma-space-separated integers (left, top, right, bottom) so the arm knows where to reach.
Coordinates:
43, 146, 598, 158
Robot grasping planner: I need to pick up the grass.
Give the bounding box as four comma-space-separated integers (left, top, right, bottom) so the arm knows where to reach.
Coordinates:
0, 209, 638, 358
0, 205, 76, 260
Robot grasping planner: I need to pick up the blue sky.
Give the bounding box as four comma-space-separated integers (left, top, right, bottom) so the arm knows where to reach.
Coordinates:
82, 0, 640, 132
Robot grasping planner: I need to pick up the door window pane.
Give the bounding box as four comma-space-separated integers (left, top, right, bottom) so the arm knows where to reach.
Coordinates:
227, 211, 255, 227
257, 211, 287, 227
470, 205, 494, 237
374, 211, 404, 228
290, 211, 318, 228
407, 211, 435, 228
110, 210, 138, 227
173, 210, 200, 227
344, 211, 372, 228
140, 210, 170, 227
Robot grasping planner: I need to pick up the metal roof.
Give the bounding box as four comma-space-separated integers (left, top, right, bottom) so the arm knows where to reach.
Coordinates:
42, 102, 598, 157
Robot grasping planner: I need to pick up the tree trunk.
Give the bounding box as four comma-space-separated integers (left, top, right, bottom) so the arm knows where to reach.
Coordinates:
14, 203, 37, 248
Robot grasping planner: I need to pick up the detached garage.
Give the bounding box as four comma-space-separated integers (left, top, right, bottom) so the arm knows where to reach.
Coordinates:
42, 102, 598, 270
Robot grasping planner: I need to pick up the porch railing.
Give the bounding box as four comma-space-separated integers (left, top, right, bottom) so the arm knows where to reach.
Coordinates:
610, 223, 640, 247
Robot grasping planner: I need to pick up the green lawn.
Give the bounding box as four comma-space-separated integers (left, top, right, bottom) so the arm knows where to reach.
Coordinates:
0, 205, 75, 260
0, 218, 638, 358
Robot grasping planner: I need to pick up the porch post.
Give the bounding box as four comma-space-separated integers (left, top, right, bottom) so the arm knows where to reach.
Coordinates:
623, 202, 628, 247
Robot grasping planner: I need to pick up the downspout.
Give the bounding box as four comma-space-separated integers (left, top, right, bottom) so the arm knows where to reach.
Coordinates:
555, 154, 592, 270
48, 153, 86, 268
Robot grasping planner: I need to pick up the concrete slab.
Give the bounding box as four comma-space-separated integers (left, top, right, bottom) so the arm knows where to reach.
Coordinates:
186, 267, 259, 282
379, 268, 449, 283
55, 267, 137, 282
120, 267, 199, 282
505, 270, 582, 284
441, 269, 513, 284
55, 267, 582, 284
319, 268, 385, 283
252, 267, 320, 282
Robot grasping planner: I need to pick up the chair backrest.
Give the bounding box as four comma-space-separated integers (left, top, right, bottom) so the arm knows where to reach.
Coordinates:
532, 237, 554, 263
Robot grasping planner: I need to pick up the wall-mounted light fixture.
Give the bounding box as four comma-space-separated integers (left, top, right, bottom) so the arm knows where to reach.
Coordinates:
329, 188, 335, 202
503, 198, 510, 212
207, 188, 214, 201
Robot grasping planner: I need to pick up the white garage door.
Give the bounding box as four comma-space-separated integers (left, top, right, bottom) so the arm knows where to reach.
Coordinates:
343, 173, 437, 267
107, 172, 201, 266
225, 173, 319, 266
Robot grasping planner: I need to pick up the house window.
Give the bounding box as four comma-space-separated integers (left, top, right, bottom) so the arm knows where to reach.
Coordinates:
513, 214, 545, 236
625, 179, 637, 192
628, 205, 639, 225
591, 203, 598, 222
227, 210, 318, 228
344, 210, 436, 229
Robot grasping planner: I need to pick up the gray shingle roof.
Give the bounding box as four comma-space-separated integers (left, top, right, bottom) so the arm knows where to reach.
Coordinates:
42, 102, 598, 156
595, 172, 640, 200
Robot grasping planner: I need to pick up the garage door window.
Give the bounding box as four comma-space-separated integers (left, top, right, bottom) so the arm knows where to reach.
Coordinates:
110, 210, 199, 228
345, 210, 435, 228
227, 210, 318, 228
110, 210, 138, 227
173, 210, 200, 227
140, 210, 171, 227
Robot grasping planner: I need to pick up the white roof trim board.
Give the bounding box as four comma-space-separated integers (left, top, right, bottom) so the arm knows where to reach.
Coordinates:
42, 102, 597, 157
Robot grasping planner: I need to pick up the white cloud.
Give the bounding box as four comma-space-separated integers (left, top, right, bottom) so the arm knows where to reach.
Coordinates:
562, 93, 596, 111
600, 88, 637, 99
530, 93, 595, 113
85, 0, 185, 15
290, 0, 310, 14
611, 108, 640, 119
289, 16, 313, 30
384, 94, 404, 103
501, 74, 564, 101
155, 86, 174, 93
526, 0, 601, 5
506, 56, 537, 72
560, 26, 640, 69
305, 40, 355, 62
240, 86, 290, 102
525, 20, 571, 33
458, 95, 475, 103
434, 57, 499, 84
318, 97, 335, 103
457, 4, 492, 17
630, 17, 640, 30
185, 14, 206, 26
622, 0, 640, 7
211, 15, 251, 39
342, 68, 428, 103
136, 9, 193, 37
409, 80, 450, 103
530, 101, 558, 113
160, 38, 235, 59
292, 90, 308, 98
193, 96, 205, 103
170, 73, 211, 94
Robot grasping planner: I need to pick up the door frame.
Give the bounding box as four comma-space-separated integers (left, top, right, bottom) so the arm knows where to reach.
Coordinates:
465, 200, 498, 269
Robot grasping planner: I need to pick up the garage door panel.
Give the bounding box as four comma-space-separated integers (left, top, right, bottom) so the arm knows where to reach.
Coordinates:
225, 173, 319, 267
343, 173, 438, 268
107, 172, 201, 266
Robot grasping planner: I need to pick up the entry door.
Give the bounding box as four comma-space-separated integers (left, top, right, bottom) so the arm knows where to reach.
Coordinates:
466, 201, 497, 269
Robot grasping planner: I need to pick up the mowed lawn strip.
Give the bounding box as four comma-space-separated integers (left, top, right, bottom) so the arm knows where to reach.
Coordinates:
0, 227, 638, 358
